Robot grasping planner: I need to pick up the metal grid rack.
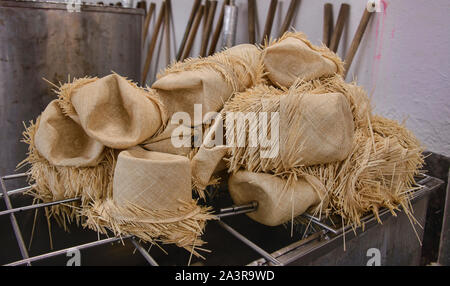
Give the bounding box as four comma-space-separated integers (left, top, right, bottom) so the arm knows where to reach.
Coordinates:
0, 172, 438, 266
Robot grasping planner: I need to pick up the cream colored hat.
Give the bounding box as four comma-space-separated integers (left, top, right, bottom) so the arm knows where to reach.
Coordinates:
152, 44, 264, 122
34, 100, 104, 167
84, 146, 214, 256
66, 74, 166, 149
228, 171, 323, 226
224, 84, 354, 174
263, 32, 344, 88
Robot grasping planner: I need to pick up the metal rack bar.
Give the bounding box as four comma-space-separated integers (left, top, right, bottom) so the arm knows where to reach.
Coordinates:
216, 201, 257, 218
1, 171, 266, 266
0, 185, 35, 199
2, 170, 438, 266
6, 235, 133, 266
301, 175, 433, 236
2, 173, 30, 181
217, 220, 283, 266
1, 176, 30, 265
0, 197, 81, 217
302, 213, 340, 235
131, 238, 159, 266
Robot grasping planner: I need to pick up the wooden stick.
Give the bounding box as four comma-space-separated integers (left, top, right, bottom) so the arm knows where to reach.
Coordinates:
182, 5, 205, 61
164, 0, 172, 66
143, 3, 156, 43
329, 3, 350, 53
279, 0, 300, 37
208, 0, 229, 55
323, 3, 333, 47
248, 0, 256, 44
344, 9, 373, 78
200, 0, 217, 57
261, 0, 278, 45
176, 0, 201, 61
141, 2, 166, 84
137, 1, 147, 12
203, 0, 211, 33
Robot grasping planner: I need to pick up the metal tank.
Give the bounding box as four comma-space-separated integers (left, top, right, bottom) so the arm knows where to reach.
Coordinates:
0, 1, 143, 181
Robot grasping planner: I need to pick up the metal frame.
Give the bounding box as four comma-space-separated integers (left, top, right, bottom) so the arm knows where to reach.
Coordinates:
0, 172, 265, 266
300, 174, 435, 235
248, 174, 441, 266
0, 172, 436, 266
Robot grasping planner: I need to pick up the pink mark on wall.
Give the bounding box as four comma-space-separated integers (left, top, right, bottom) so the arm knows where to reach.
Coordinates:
381, 0, 388, 15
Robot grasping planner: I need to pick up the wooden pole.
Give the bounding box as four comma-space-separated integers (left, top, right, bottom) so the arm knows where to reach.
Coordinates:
261, 0, 278, 45
141, 2, 166, 84
248, 0, 256, 44
279, 0, 300, 37
329, 3, 350, 53
200, 0, 217, 57
203, 0, 211, 33
323, 3, 333, 47
164, 0, 172, 66
208, 0, 230, 55
137, 1, 146, 12
182, 5, 205, 61
344, 9, 373, 78
176, 0, 201, 61
143, 3, 156, 43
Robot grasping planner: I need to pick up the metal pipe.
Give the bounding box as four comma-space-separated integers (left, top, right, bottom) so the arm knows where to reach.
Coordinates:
218, 201, 257, 214
221, 0, 238, 48
131, 238, 159, 266
1, 177, 30, 264
0, 197, 81, 217
217, 220, 282, 266
6, 236, 132, 266
1, 173, 30, 181
301, 213, 339, 235
0, 185, 34, 199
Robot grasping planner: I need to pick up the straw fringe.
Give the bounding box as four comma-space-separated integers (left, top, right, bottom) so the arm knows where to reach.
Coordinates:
55, 77, 98, 117
18, 119, 116, 229
19, 103, 214, 257
82, 199, 215, 258
223, 75, 423, 228
295, 116, 424, 227
158, 46, 266, 93
223, 76, 366, 175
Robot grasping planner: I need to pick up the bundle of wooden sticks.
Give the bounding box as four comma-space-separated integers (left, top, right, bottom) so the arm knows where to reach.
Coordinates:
140, 0, 373, 84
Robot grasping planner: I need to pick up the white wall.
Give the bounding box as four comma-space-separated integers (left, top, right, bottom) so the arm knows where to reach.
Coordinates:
139, 0, 449, 156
